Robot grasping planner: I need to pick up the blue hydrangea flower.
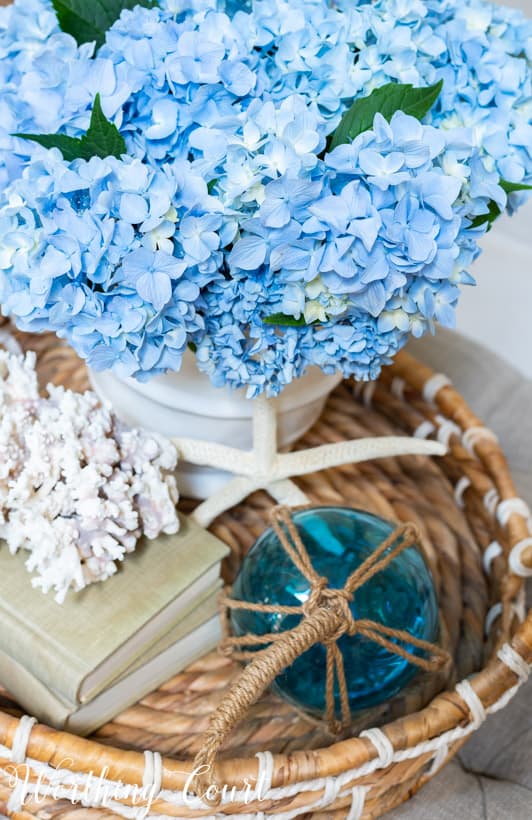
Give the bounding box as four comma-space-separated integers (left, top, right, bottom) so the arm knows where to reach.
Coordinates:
0, 0, 530, 395
0, 152, 212, 379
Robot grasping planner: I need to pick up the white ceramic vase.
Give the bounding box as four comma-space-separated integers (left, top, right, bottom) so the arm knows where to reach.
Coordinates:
89, 352, 343, 499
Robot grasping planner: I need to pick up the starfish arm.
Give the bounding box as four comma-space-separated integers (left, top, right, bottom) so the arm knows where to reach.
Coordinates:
273, 436, 446, 479
253, 394, 278, 473
172, 437, 255, 475
266, 478, 311, 506
191, 476, 265, 528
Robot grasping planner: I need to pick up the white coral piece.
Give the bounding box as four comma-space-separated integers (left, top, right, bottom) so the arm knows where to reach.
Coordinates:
0, 351, 179, 603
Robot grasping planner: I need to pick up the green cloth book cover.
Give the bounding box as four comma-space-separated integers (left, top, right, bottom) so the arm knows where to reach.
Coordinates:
0, 514, 228, 703
0, 593, 221, 733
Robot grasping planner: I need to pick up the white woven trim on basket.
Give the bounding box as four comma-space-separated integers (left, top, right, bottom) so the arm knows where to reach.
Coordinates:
423, 373, 451, 405
319, 777, 343, 809
391, 377, 406, 401
353, 381, 376, 407
359, 728, 394, 768
143, 750, 163, 796
497, 498, 532, 529
7, 780, 27, 814
455, 680, 486, 729
484, 488, 500, 517
454, 477, 471, 508
4, 755, 161, 818
427, 743, 449, 777
483, 541, 503, 575
509, 537, 532, 578
346, 786, 369, 820
7, 717, 37, 815
1, 648, 530, 820
10, 715, 37, 764
83, 775, 107, 808
256, 751, 274, 796
434, 415, 461, 448
497, 644, 530, 683
485, 603, 504, 637
462, 426, 499, 456
486, 588, 528, 635
414, 420, 436, 440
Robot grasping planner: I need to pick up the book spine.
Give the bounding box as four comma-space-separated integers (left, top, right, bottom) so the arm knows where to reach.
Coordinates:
0, 602, 84, 704
0, 646, 73, 729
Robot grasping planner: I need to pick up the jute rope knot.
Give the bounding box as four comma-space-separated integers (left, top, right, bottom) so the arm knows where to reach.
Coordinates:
305, 585, 358, 640
191, 507, 450, 805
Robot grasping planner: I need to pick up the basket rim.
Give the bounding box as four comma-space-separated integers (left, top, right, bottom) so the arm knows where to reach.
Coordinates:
0, 348, 530, 803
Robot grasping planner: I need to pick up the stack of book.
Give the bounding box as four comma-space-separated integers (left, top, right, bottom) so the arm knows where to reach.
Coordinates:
0, 514, 228, 734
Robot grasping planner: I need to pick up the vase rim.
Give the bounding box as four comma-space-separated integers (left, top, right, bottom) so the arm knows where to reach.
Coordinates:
100, 352, 343, 420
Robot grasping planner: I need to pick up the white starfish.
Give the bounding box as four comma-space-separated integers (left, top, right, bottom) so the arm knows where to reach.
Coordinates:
173, 395, 446, 527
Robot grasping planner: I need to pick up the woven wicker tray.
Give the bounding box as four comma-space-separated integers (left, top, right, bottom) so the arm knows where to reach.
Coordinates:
0, 325, 530, 819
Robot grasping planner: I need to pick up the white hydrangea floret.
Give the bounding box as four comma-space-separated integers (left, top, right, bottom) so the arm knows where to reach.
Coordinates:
0, 351, 179, 603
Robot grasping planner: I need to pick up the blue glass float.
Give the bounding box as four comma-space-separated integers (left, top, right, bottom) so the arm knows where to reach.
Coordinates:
231, 506, 439, 718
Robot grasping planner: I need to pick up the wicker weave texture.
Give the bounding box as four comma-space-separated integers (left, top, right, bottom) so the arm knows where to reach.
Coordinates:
0, 327, 529, 820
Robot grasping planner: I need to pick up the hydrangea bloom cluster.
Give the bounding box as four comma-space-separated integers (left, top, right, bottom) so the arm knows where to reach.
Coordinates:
0, 0, 530, 395
0, 151, 219, 377
0, 350, 179, 602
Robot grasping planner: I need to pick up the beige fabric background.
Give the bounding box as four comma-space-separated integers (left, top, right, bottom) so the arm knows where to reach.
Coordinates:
385, 329, 532, 820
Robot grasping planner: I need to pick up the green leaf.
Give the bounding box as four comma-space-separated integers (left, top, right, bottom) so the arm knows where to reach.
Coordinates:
13, 132, 91, 162
500, 178, 532, 194
329, 80, 443, 151
15, 95, 126, 162
263, 313, 310, 327
468, 200, 501, 230
467, 178, 532, 230
51, 0, 156, 50
80, 93, 126, 159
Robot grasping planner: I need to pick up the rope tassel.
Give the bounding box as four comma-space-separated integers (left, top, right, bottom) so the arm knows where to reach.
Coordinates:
192, 507, 450, 802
